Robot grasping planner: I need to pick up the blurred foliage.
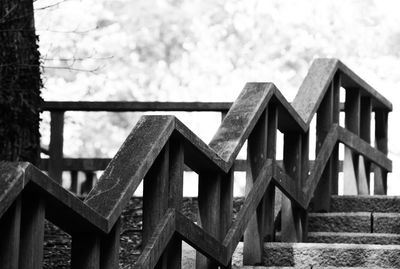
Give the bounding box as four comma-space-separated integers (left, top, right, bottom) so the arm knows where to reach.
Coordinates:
0, 0, 43, 163
34, 0, 400, 186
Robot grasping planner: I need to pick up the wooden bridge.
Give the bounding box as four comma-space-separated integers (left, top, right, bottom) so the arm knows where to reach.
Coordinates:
0, 58, 393, 268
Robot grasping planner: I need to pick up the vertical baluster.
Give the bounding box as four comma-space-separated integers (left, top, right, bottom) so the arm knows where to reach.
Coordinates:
343, 89, 361, 194
71, 233, 101, 269
82, 172, 94, 195
100, 218, 121, 269
166, 136, 184, 269
265, 105, 278, 242
281, 132, 302, 242
220, 169, 234, 269
374, 109, 389, 194
19, 191, 45, 269
196, 171, 221, 269
313, 85, 334, 211
143, 143, 170, 269
70, 170, 78, 194
244, 110, 268, 265
0, 198, 21, 269
49, 111, 64, 184
359, 97, 372, 194
300, 130, 309, 240
331, 74, 341, 195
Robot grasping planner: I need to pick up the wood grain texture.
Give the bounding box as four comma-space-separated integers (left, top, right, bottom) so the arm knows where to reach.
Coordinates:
374, 109, 389, 194
244, 110, 268, 265
100, 218, 121, 269
19, 190, 45, 269
71, 233, 101, 269
196, 173, 221, 269
85, 116, 175, 227
0, 198, 21, 269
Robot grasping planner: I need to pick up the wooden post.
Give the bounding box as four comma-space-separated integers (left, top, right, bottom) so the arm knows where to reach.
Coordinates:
313, 86, 334, 211
82, 172, 95, 195
19, 192, 45, 269
70, 170, 78, 193
300, 131, 309, 240
374, 109, 389, 194
49, 111, 64, 183
331, 74, 341, 195
343, 89, 361, 194
220, 169, 234, 269
71, 234, 101, 269
166, 137, 184, 269
244, 110, 268, 265
143, 143, 170, 269
196, 173, 221, 269
360, 97, 372, 193
265, 105, 278, 242
0, 198, 21, 269
100, 218, 121, 269
281, 132, 302, 242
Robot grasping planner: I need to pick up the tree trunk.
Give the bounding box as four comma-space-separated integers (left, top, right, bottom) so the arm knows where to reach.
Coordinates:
0, 0, 42, 164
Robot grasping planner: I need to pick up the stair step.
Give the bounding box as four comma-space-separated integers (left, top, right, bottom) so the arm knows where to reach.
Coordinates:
374, 213, 400, 234
308, 212, 371, 233
330, 195, 400, 212
263, 242, 400, 268
306, 232, 400, 245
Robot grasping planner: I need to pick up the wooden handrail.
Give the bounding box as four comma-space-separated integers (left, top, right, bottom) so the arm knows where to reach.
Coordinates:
0, 58, 392, 269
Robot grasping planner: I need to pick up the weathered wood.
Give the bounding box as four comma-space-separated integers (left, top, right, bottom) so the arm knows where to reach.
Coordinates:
85, 116, 175, 227
71, 233, 101, 269
337, 126, 391, 172
338, 61, 392, 111
331, 74, 340, 195
244, 110, 268, 265
167, 136, 184, 269
374, 109, 389, 194
264, 105, 278, 242
43, 101, 232, 112
222, 161, 273, 255
281, 132, 302, 242
19, 191, 45, 269
134, 209, 176, 269
143, 143, 169, 250
344, 89, 360, 194
196, 173, 221, 269
176, 211, 225, 266
48, 111, 64, 184
358, 96, 372, 194
100, 218, 121, 269
219, 169, 233, 269
0, 198, 21, 269
313, 85, 334, 211
209, 83, 275, 164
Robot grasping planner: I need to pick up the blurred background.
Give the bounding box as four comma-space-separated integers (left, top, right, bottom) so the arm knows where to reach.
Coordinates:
34, 0, 400, 194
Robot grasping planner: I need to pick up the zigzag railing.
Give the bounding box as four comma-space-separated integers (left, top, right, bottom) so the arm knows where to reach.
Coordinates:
0, 58, 392, 269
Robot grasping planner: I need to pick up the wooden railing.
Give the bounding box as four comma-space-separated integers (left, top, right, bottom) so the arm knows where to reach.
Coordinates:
0, 58, 392, 269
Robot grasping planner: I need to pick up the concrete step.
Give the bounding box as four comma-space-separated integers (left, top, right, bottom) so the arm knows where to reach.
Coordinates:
308, 212, 400, 234
306, 232, 400, 245
308, 212, 371, 233
330, 195, 400, 213
263, 242, 400, 268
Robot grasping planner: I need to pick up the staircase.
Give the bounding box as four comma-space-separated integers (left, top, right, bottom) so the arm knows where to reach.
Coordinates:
0, 58, 394, 269
260, 195, 400, 268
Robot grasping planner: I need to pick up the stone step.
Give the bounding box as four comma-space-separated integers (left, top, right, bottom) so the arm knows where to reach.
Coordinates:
263, 242, 400, 268
308, 212, 371, 233
306, 232, 400, 245
308, 212, 400, 234
330, 195, 400, 213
